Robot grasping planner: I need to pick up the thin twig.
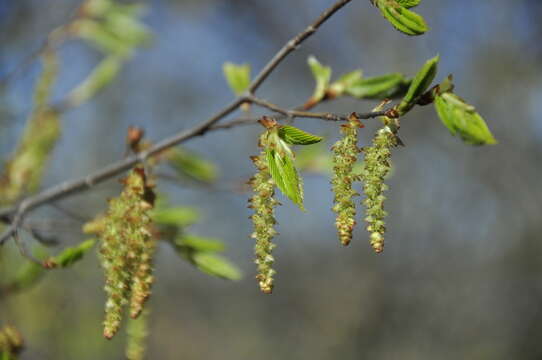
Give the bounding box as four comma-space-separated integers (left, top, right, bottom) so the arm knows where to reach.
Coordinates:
13, 229, 45, 267
0, 0, 355, 246
248, 0, 353, 93
246, 95, 389, 121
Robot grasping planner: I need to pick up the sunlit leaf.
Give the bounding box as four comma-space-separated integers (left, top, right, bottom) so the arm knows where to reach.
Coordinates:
66, 55, 123, 107
51, 239, 96, 268
192, 253, 242, 280
166, 147, 218, 183
434, 93, 497, 145
396, 0, 421, 8
328, 70, 363, 96
175, 235, 225, 253
223, 62, 251, 95
398, 55, 439, 114
151, 207, 200, 227
307, 56, 332, 103
278, 126, 323, 145
376, 0, 428, 36
345, 73, 410, 99
266, 148, 304, 209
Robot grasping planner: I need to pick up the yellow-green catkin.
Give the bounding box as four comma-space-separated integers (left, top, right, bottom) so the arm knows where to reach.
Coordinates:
100, 167, 156, 339
331, 115, 363, 246
0, 325, 24, 359
361, 127, 397, 253
0, 50, 60, 205
125, 309, 149, 360
248, 140, 279, 294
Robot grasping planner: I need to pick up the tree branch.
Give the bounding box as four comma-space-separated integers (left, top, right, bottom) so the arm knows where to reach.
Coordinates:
0, 0, 355, 247
248, 0, 353, 93
246, 95, 389, 121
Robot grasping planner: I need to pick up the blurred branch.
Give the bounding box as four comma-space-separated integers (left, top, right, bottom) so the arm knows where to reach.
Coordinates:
0, 0, 355, 250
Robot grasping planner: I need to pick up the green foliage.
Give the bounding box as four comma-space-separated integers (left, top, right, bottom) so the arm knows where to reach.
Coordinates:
172, 235, 241, 280
66, 55, 123, 107
178, 234, 225, 253
344, 73, 411, 100
223, 62, 251, 95
397, 55, 439, 114
308, 56, 411, 101
190, 253, 242, 280
50, 239, 96, 268
266, 148, 304, 209
374, 0, 428, 36
278, 125, 323, 146
75, 0, 151, 58
361, 126, 398, 253
165, 147, 218, 183
328, 70, 363, 96
331, 116, 363, 246
261, 123, 323, 209
151, 207, 200, 227
396, 0, 421, 8
434, 92, 497, 145
307, 55, 332, 103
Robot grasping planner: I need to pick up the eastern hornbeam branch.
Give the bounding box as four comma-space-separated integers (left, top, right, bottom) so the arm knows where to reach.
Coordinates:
246, 95, 392, 121
0, 0, 355, 249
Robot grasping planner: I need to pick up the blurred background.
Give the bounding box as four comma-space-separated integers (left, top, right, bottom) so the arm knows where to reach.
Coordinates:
1, 0, 542, 359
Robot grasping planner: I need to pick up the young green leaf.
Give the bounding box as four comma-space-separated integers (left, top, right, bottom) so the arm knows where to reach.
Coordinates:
192, 253, 242, 280
345, 73, 410, 100
376, 0, 428, 36
396, 0, 421, 8
307, 56, 332, 103
175, 235, 225, 253
51, 239, 96, 268
166, 147, 218, 183
278, 125, 323, 145
266, 148, 304, 209
151, 207, 200, 227
66, 55, 123, 107
397, 55, 439, 114
434, 93, 497, 145
171, 237, 241, 281
328, 70, 363, 96
223, 62, 251, 96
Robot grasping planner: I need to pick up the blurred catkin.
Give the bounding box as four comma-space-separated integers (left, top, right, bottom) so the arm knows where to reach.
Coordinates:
0, 325, 24, 359
126, 309, 149, 360
100, 167, 156, 339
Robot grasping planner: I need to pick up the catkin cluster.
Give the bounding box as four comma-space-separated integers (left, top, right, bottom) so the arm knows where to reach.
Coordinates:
331, 116, 363, 246
248, 149, 279, 294
100, 167, 156, 339
361, 127, 397, 253
0, 325, 23, 358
